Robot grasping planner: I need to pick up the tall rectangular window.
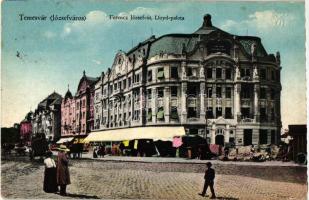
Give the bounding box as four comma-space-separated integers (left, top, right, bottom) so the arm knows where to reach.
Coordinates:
171, 86, 178, 97
207, 68, 212, 79
225, 107, 232, 119
259, 129, 268, 144
206, 107, 214, 118
157, 68, 164, 79
123, 79, 126, 89
216, 87, 222, 98
147, 108, 152, 122
260, 69, 267, 80
207, 87, 212, 98
171, 67, 178, 79
225, 68, 231, 79
260, 88, 266, 99
245, 68, 250, 76
271, 70, 275, 80
157, 107, 164, 121
147, 70, 152, 82
241, 107, 251, 118
271, 107, 275, 121
188, 107, 197, 118
170, 107, 179, 120
157, 87, 164, 98
187, 68, 193, 76
147, 89, 152, 99
260, 107, 267, 122
270, 89, 275, 100
225, 87, 231, 98
128, 77, 131, 87
216, 68, 222, 79
216, 107, 222, 117
136, 74, 140, 83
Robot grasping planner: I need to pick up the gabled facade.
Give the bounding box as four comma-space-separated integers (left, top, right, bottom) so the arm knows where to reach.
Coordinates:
61, 71, 99, 139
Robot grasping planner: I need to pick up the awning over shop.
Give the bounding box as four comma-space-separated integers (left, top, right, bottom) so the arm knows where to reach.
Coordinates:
84, 126, 186, 142
73, 138, 85, 144
56, 137, 74, 144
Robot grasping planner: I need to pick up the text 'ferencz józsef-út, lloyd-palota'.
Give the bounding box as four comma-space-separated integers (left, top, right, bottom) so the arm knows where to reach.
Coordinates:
109, 14, 185, 21
19, 14, 86, 21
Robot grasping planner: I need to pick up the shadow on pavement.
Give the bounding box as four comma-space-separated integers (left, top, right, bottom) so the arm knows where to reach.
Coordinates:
65, 193, 100, 199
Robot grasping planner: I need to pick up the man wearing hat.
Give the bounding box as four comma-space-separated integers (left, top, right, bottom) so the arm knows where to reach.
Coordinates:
57, 145, 71, 196
199, 162, 216, 199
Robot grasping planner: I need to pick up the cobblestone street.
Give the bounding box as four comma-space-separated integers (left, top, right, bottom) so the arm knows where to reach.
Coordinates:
1, 157, 307, 200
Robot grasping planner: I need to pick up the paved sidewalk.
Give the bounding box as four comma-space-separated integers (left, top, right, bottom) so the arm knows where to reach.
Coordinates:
74, 151, 306, 167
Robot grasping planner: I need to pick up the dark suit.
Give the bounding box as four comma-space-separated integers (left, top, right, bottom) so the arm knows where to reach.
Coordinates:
201, 167, 216, 197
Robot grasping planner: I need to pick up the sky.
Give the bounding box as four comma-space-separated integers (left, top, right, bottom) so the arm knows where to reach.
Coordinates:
1, 0, 306, 129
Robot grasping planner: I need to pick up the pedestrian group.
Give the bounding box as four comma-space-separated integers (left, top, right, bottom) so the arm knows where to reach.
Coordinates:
43, 145, 217, 198
43, 144, 71, 196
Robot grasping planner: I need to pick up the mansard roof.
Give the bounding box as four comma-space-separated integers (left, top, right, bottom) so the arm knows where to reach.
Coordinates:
148, 34, 199, 58
143, 14, 269, 59
37, 91, 62, 111
126, 35, 156, 55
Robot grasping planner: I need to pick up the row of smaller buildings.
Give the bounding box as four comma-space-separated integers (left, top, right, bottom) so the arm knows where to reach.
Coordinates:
19, 71, 99, 144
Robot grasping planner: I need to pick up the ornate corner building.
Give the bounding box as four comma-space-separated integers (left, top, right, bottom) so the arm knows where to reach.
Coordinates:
93, 14, 282, 147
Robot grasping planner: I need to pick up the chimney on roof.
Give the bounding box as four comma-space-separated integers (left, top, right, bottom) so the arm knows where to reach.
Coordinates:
203, 14, 212, 27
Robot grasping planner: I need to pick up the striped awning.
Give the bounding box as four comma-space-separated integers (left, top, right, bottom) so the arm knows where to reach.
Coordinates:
84, 126, 186, 142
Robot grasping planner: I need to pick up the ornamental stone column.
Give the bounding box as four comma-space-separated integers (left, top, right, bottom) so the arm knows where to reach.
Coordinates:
152, 88, 156, 123
164, 87, 170, 123
234, 83, 241, 122
254, 84, 260, 122
140, 87, 144, 125
181, 82, 187, 123
200, 82, 206, 122
181, 61, 187, 123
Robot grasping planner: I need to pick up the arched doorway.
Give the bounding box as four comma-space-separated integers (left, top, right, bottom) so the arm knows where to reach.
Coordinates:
215, 135, 224, 146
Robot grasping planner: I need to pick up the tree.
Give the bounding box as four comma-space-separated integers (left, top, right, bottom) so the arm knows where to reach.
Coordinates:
1, 127, 20, 145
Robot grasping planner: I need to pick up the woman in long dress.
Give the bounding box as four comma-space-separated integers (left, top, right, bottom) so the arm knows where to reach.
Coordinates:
43, 151, 58, 193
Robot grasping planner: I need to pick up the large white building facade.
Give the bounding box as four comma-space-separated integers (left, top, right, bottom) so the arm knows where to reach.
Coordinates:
93, 14, 282, 147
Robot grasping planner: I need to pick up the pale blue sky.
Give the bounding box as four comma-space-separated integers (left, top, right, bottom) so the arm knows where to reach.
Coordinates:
1, 0, 306, 128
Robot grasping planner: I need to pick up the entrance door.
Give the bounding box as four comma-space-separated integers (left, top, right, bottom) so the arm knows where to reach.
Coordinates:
215, 135, 224, 146
244, 129, 252, 146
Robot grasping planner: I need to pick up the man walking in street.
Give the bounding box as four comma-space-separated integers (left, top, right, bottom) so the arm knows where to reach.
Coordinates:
199, 162, 216, 199
57, 145, 71, 196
